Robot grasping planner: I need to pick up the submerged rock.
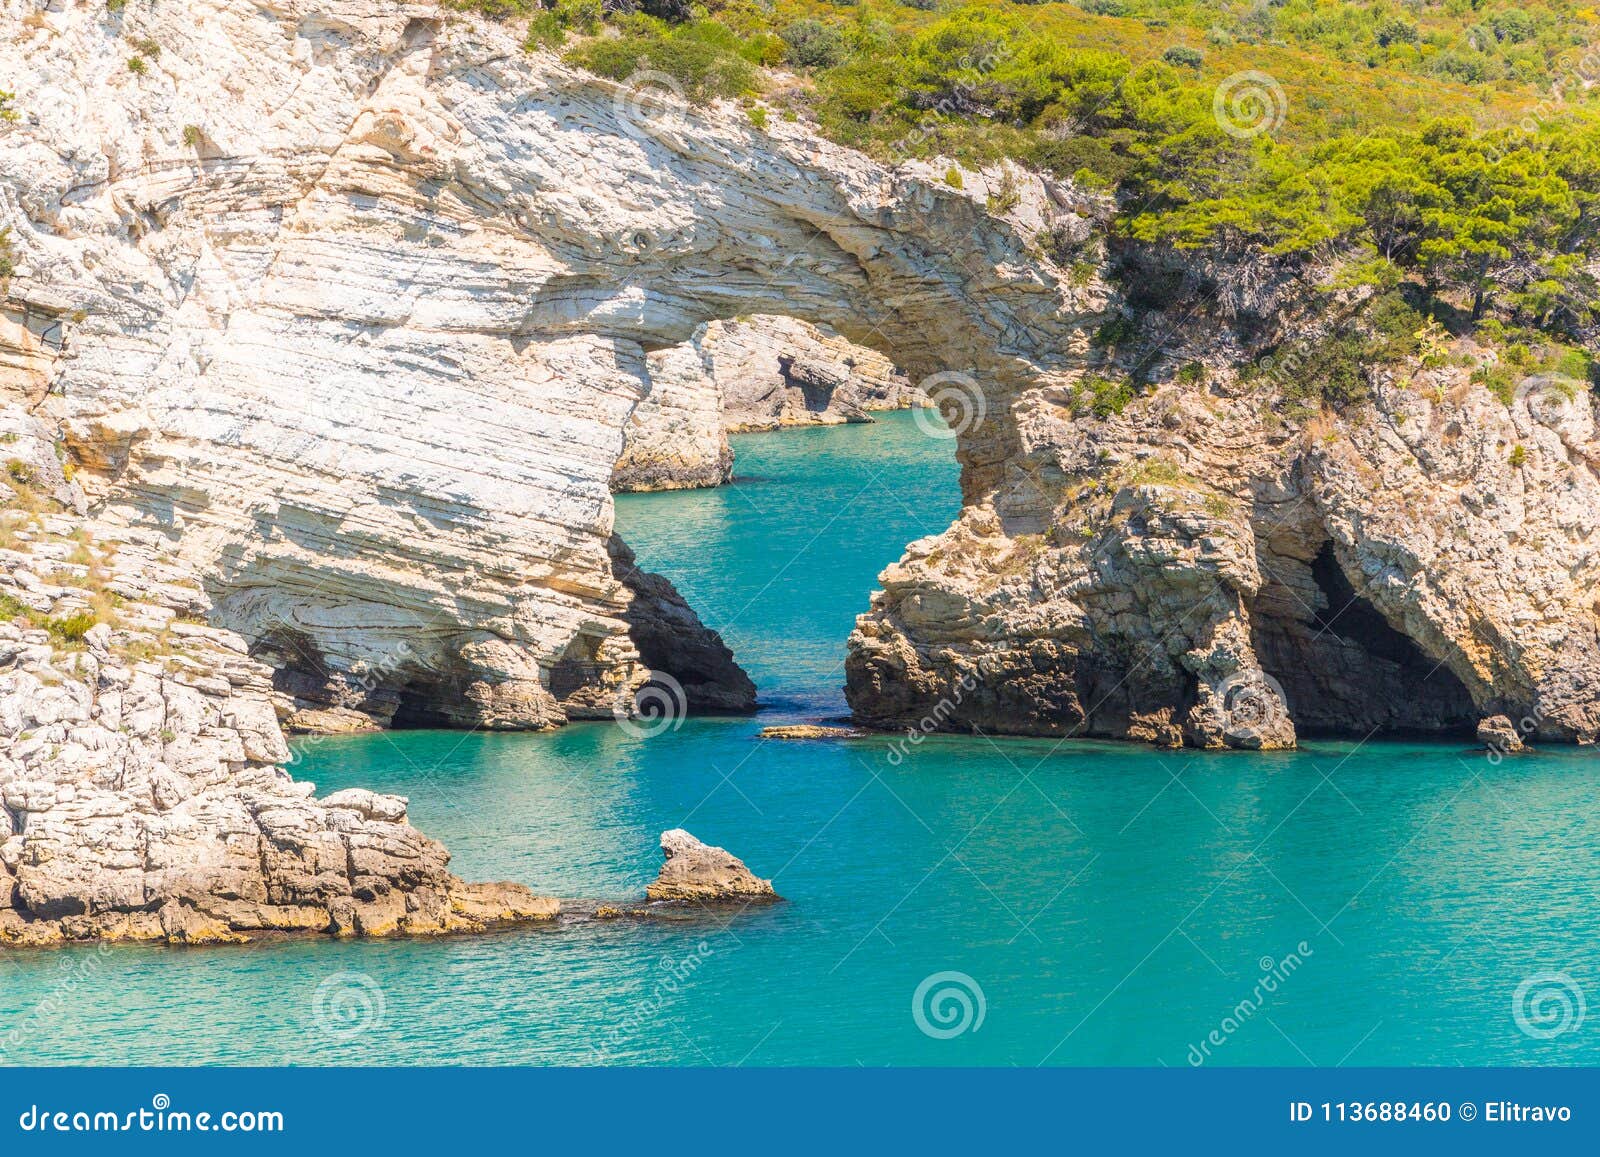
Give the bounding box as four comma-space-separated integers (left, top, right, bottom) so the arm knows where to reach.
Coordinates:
759, 724, 866, 740
646, 830, 778, 905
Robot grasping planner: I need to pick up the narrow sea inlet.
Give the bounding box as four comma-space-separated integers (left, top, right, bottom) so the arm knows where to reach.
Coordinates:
3, 413, 1597, 1066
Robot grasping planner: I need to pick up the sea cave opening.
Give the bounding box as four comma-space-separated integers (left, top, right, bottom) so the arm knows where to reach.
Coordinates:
1251, 541, 1478, 740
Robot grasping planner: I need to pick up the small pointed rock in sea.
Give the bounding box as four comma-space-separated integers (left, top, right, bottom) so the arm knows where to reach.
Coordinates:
646, 829, 779, 904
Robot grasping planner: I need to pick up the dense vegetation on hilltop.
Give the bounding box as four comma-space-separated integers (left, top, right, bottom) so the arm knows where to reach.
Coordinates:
454, 0, 1600, 396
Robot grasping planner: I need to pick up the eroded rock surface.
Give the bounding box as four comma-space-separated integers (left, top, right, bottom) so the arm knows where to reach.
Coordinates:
5, 0, 1588, 775
0, 2, 1095, 732
613, 315, 924, 492
847, 328, 1600, 747
0, 410, 558, 945
646, 829, 777, 904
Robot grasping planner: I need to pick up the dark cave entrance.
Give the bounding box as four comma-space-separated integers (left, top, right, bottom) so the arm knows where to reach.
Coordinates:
389, 681, 456, 729
1251, 542, 1478, 739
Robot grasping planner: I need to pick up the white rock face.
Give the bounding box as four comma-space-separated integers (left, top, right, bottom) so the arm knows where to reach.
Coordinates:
0, 403, 558, 945
613, 315, 922, 492
0, 0, 1098, 726
5, 0, 1589, 771
0, 0, 1098, 938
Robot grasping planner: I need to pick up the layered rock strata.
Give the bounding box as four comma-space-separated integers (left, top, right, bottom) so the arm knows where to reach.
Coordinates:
846, 334, 1600, 747
4, 0, 1591, 773
0, 0, 1093, 731
0, 409, 558, 946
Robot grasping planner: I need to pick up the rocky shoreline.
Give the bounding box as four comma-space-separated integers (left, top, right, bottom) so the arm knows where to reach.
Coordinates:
4, 0, 1599, 950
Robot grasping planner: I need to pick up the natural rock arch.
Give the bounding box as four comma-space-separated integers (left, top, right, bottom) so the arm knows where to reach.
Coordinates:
2, 5, 1100, 730
7, 2, 1596, 745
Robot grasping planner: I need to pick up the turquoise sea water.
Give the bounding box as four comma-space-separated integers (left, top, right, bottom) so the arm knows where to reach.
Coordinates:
4, 412, 1599, 1066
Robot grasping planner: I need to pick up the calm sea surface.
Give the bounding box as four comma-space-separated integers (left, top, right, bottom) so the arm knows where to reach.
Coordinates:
3, 412, 1597, 1065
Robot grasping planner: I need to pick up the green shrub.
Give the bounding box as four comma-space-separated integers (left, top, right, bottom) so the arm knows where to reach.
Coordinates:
444, 0, 540, 19
45, 611, 97, 644
1472, 363, 1517, 404
780, 19, 846, 69
1092, 315, 1139, 349
1161, 46, 1203, 69
566, 26, 756, 102
525, 12, 568, 50
1375, 18, 1418, 47
1076, 373, 1136, 417
1508, 444, 1528, 467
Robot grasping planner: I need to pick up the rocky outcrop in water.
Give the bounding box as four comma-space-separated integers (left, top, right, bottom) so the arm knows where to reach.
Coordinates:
847, 317, 1600, 747
646, 828, 777, 904
0, 409, 559, 946
612, 315, 924, 492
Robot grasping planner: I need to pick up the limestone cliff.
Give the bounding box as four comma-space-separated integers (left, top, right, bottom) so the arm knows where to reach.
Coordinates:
0, 0, 1089, 730
0, 0, 1093, 938
2, 0, 1588, 821
0, 406, 557, 945
612, 314, 922, 492
846, 300, 1600, 748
